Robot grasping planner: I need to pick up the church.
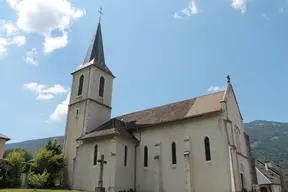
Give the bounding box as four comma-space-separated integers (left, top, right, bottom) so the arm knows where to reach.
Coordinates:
63, 18, 255, 192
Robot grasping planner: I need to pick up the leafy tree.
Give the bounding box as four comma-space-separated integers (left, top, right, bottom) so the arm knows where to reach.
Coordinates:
0, 150, 25, 188
3, 149, 14, 158
28, 170, 50, 190
4, 148, 33, 173
30, 139, 63, 187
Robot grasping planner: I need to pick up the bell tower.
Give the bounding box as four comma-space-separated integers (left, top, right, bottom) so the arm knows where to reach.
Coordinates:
63, 11, 115, 187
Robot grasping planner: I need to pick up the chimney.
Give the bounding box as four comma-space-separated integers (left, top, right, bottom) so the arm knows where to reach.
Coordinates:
265, 161, 270, 171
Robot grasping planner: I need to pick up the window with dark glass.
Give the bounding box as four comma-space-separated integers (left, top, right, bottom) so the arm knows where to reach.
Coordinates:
172, 142, 177, 165
144, 146, 148, 167
93, 144, 98, 165
99, 76, 105, 97
204, 137, 211, 161
124, 145, 127, 167
78, 75, 84, 96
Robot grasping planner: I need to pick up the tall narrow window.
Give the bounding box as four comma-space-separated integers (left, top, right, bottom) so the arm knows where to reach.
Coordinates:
93, 144, 98, 166
78, 75, 84, 96
172, 142, 177, 165
204, 137, 211, 161
144, 146, 148, 167
240, 173, 244, 190
124, 145, 127, 167
99, 76, 105, 97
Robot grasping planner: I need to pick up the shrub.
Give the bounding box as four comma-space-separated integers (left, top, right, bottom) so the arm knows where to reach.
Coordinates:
28, 170, 50, 190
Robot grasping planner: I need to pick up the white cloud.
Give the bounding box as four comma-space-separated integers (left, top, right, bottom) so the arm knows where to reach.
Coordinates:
6, 0, 19, 8
231, 0, 246, 13
49, 92, 70, 121
24, 48, 38, 65
279, 8, 284, 13
174, 0, 199, 19
7, 0, 85, 53
42, 84, 68, 95
261, 13, 270, 20
24, 82, 46, 93
43, 31, 68, 53
24, 83, 68, 94
207, 86, 225, 93
2, 21, 18, 36
37, 94, 54, 100
0, 38, 9, 57
0, 35, 25, 58
9, 36, 25, 46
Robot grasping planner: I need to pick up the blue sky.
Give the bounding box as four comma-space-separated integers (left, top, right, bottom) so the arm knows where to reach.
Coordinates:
0, 0, 288, 143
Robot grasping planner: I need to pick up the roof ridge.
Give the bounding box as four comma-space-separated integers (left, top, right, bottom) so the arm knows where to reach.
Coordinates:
115, 90, 224, 119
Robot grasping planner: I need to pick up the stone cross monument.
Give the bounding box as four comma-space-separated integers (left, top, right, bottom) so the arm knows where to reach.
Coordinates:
95, 154, 107, 192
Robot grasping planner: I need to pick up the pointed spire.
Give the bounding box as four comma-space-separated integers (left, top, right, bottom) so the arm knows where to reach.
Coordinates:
82, 8, 114, 77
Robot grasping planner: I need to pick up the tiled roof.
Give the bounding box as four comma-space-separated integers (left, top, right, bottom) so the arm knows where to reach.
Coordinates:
116, 91, 224, 125
77, 118, 138, 142
256, 160, 281, 185
0, 133, 10, 141
80, 91, 225, 140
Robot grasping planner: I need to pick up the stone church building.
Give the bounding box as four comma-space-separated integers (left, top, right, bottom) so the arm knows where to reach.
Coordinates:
63, 20, 255, 192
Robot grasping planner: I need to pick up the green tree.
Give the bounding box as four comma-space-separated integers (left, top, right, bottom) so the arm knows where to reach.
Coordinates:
28, 170, 50, 190
31, 139, 63, 187
4, 148, 33, 173
0, 150, 25, 188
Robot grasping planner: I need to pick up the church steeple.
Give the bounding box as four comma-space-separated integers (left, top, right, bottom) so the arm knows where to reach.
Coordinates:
82, 17, 114, 77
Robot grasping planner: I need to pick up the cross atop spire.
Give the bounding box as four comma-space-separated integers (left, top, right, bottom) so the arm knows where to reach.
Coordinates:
227, 75, 231, 84
98, 7, 103, 23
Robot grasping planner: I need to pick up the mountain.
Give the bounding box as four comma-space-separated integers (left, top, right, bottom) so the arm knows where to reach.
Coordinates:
244, 120, 288, 169
5, 136, 64, 155
5, 120, 288, 168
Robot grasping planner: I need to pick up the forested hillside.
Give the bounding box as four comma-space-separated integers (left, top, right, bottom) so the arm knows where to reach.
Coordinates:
5, 120, 288, 168
244, 120, 288, 168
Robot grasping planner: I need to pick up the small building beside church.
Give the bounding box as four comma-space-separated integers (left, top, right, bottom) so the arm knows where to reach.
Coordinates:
255, 160, 288, 192
0, 133, 10, 158
63, 19, 255, 192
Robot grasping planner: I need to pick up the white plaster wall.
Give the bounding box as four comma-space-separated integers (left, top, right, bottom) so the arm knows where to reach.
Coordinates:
114, 136, 135, 191
224, 86, 253, 191
239, 155, 253, 190
134, 115, 232, 192
64, 101, 87, 186
84, 99, 111, 133
89, 67, 113, 107
0, 139, 6, 158
73, 136, 117, 192
271, 184, 281, 192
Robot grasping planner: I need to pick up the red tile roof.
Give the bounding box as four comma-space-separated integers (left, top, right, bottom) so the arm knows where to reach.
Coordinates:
0, 133, 10, 141
116, 91, 224, 125
79, 91, 225, 141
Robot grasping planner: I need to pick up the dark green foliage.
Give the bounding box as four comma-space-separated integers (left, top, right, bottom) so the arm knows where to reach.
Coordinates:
29, 139, 64, 188
4, 148, 33, 173
0, 151, 25, 188
244, 120, 288, 169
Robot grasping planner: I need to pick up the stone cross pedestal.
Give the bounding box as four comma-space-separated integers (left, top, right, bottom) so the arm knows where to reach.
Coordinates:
95, 154, 107, 192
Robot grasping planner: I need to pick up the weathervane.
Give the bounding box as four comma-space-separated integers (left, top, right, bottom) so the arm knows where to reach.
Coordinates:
98, 7, 103, 23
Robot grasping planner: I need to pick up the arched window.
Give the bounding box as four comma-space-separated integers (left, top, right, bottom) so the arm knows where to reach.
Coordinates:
144, 146, 148, 167
124, 145, 127, 167
171, 142, 177, 165
93, 144, 98, 166
204, 137, 211, 161
99, 76, 105, 97
78, 75, 84, 96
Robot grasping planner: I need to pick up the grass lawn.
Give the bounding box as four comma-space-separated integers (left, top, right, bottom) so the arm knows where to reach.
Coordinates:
0, 190, 81, 192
